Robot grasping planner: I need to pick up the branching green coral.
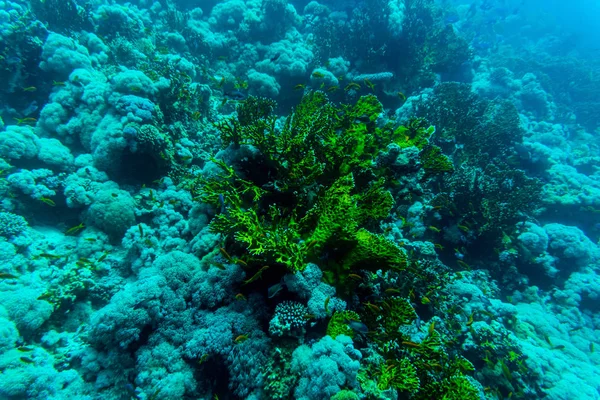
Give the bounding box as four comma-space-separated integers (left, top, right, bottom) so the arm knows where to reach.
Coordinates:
382, 297, 417, 334
327, 311, 361, 339
342, 94, 384, 123
197, 93, 450, 282
301, 174, 360, 250
391, 118, 435, 150
378, 358, 420, 393
330, 390, 360, 400
441, 374, 480, 400
420, 145, 454, 174
342, 229, 407, 272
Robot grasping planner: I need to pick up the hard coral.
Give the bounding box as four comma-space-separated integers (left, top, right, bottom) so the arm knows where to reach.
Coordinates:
0, 212, 28, 237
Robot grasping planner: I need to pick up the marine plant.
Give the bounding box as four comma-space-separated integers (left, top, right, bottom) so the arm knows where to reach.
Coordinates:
188, 92, 448, 288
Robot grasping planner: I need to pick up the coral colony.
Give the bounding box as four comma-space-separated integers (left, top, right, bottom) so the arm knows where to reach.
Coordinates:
0, 0, 599, 399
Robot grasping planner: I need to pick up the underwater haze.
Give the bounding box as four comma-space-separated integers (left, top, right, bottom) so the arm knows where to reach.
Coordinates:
1, 0, 600, 399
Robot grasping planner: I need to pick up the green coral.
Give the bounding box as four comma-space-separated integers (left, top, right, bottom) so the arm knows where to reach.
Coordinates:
377, 358, 420, 393
330, 390, 360, 400
195, 92, 450, 283
327, 311, 361, 339
302, 174, 360, 250
343, 94, 384, 123
420, 145, 454, 174
342, 229, 407, 273
382, 297, 417, 334
442, 375, 480, 400
390, 118, 435, 150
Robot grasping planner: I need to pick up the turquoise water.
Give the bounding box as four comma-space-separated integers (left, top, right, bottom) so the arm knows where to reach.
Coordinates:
0, 0, 599, 399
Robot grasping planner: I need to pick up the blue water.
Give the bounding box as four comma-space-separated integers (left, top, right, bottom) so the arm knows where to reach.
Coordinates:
0, 0, 599, 399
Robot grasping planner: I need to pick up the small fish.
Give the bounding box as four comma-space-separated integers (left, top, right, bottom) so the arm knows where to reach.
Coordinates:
457, 224, 470, 232
590, 342, 595, 353
20, 356, 34, 363
0, 272, 18, 279
267, 281, 285, 298
327, 86, 338, 92
198, 354, 209, 364
434, 243, 444, 250
466, 312, 474, 327
428, 321, 436, 335
552, 345, 565, 350
53, 80, 66, 86
421, 296, 431, 305
219, 247, 234, 263
65, 222, 85, 235
364, 79, 375, 91
311, 71, 325, 79
224, 90, 246, 101
345, 319, 369, 334
217, 56, 228, 61
84, 238, 97, 242
348, 274, 362, 281
242, 265, 269, 285
22, 86, 37, 92
235, 258, 248, 267
428, 226, 441, 233
402, 341, 421, 348
385, 288, 401, 295
97, 252, 109, 263
138, 224, 144, 237
456, 260, 470, 269
235, 293, 246, 301
111, 193, 118, 198
211, 262, 227, 271
218, 76, 225, 88
397, 92, 406, 101
380, 300, 392, 313
344, 82, 360, 91
364, 302, 380, 313
191, 111, 201, 121
304, 240, 318, 249
234, 334, 248, 343
39, 197, 56, 207
269, 53, 281, 62
304, 313, 315, 320
17, 346, 33, 352
39, 253, 60, 259
324, 296, 330, 314
37, 292, 53, 301
294, 84, 306, 90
